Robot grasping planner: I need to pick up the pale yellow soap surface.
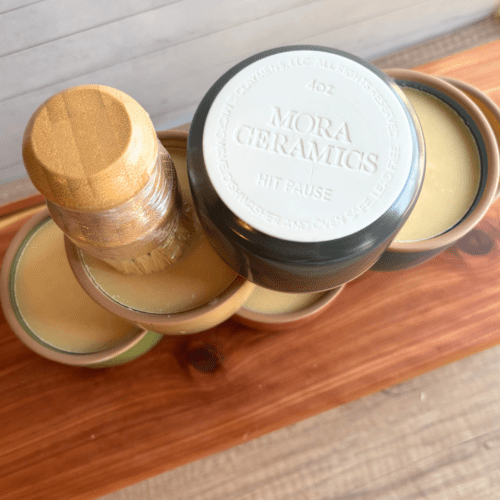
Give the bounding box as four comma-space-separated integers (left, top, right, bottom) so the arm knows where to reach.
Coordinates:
82, 152, 237, 314
395, 87, 481, 242
15, 220, 137, 353
244, 285, 325, 315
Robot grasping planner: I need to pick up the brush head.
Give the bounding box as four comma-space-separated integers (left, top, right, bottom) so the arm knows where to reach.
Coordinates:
100, 202, 198, 275
22, 84, 158, 211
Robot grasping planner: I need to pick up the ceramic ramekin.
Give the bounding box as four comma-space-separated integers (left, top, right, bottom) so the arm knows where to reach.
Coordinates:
66, 131, 255, 335
441, 76, 500, 199
233, 284, 344, 331
0, 209, 163, 367
188, 45, 425, 291
373, 69, 499, 271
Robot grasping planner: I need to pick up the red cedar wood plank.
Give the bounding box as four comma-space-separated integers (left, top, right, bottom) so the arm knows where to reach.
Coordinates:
2, 41, 500, 500
0, 194, 44, 218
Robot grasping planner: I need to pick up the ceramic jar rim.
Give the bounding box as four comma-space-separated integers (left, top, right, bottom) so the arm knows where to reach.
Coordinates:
234, 284, 344, 328
65, 130, 254, 333
0, 208, 151, 366
385, 69, 499, 254
66, 237, 251, 327
440, 76, 500, 200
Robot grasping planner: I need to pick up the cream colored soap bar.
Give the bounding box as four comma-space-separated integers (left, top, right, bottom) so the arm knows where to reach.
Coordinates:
244, 285, 325, 315
15, 220, 136, 353
83, 152, 238, 314
395, 87, 481, 242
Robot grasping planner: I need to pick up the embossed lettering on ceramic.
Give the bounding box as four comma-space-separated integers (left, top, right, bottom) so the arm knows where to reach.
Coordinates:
233, 107, 378, 174
202, 50, 415, 242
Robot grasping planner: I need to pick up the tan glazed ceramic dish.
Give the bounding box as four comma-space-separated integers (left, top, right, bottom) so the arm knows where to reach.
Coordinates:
374, 69, 500, 271
0, 209, 163, 367
233, 285, 345, 331
441, 76, 500, 199
66, 131, 255, 335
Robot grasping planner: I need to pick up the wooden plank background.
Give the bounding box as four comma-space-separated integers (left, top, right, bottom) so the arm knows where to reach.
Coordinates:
0, 0, 497, 190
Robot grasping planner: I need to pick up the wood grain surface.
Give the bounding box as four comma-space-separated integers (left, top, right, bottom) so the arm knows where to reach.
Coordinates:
103, 343, 500, 500
2, 42, 500, 500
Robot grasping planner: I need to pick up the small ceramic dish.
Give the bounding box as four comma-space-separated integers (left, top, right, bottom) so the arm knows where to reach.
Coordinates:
374, 69, 499, 271
0, 209, 163, 367
441, 76, 500, 199
66, 131, 255, 335
233, 284, 344, 331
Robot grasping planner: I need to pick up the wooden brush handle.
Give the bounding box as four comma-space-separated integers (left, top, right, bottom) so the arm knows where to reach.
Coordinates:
22, 85, 159, 212
45, 142, 183, 261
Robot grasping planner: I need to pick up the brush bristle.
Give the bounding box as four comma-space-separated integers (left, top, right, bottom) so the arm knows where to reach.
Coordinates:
102, 206, 198, 275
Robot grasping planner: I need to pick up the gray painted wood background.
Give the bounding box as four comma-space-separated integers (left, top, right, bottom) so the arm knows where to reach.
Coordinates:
0, 0, 497, 189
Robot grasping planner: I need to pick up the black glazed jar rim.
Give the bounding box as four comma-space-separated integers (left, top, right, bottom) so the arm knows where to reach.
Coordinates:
187, 45, 425, 291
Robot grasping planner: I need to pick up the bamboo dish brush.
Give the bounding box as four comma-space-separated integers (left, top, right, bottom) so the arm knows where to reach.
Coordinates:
22, 84, 196, 275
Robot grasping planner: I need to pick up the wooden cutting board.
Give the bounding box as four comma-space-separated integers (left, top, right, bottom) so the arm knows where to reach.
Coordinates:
3, 41, 500, 500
